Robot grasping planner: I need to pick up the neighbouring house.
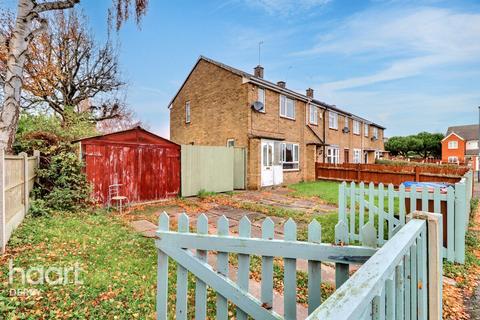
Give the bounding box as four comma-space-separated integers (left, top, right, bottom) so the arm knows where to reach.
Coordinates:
169, 56, 386, 189
442, 124, 479, 170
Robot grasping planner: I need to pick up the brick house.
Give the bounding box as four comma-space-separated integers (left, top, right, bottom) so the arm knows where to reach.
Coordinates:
442, 124, 479, 170
169, 56, 386, 189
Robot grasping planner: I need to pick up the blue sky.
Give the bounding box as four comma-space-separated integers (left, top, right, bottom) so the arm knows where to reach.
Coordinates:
7, 0, 480, 137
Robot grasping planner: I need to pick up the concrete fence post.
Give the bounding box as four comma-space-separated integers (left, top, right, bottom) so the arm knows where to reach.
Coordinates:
413, 211, 443, 320
0, 148, 5, 254
19, 152, 28, 214
33, 150, 40, 183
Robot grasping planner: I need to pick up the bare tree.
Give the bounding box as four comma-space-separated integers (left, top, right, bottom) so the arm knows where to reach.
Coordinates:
96, 107, 144, 134
18, 9, 127, 123
0, 0, 149, 152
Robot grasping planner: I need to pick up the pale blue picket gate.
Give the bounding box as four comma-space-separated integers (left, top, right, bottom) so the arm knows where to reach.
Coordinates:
336, 170, 472, 263
155, 211, 442, 319
310, 212, 442, 320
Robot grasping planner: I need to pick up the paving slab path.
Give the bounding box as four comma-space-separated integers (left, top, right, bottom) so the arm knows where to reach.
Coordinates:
232, 188, 337, 214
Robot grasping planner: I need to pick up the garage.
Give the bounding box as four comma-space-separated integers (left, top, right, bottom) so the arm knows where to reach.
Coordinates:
77, 127, 180, 205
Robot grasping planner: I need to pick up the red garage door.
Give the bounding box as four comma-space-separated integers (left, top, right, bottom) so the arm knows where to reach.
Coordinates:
79, 127, 180, 205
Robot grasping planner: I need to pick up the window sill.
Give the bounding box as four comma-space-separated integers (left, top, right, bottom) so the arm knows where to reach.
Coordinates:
309, 122, 318, 126
280, 115, 296, 121
283, 169, 300, 172
329, 127, 338, 131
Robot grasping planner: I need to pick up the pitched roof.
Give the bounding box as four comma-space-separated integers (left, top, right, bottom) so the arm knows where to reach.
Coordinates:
446, 124, 479, 141
168, 56, 386, 130
73, 126, 179, 146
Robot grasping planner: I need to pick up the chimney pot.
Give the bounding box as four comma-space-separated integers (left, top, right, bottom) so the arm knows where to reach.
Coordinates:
254, 65, 264, 78
306, 88, 314, 98
277, 81, 286, 88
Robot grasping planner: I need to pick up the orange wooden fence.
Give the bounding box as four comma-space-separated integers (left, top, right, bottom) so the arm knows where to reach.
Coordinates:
315, 163, 468, 185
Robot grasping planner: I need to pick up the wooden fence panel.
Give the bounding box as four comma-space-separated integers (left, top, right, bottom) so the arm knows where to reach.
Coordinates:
0, 150, 39, 254
316, 163, 467, 186
181, 145, 246, 197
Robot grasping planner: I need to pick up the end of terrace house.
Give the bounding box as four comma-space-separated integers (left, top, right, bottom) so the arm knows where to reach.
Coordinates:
168, 56, 386, 189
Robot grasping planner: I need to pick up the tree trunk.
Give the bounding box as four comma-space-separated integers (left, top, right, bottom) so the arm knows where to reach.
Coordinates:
0, 0, 35, 153
0, 0, 79, 153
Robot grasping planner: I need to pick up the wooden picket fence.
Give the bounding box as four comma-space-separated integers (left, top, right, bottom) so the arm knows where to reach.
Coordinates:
311, 212, 442, 320
336, 170, 472, 263
155, 211, 442, 319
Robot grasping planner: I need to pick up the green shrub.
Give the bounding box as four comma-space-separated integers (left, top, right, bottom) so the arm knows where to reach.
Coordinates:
13, 110, 96, 215
28, 199, 52, 217
32, 151, 92, 213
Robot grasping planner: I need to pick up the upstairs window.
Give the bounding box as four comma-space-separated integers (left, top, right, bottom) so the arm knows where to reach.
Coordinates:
309, 105, 318, 125
280, 142, 299, 170
467, 140, 478, 150
373, 127, 378, 139
364, 124, 369, 137
257, 88, 265, 112
329, 112, 338, 129
185, 101, 191, 123
344, 117, 349, 129
448, 141, 458, 149
353, 120, 360, 135
280, 95, 295, 119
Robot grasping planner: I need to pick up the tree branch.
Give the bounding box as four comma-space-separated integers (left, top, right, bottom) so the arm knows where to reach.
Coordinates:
25, 18, 47, 42
35, 0, 80, 13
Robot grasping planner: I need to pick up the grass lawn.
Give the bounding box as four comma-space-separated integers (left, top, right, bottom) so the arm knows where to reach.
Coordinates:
0, 208, 337, 319
0, 211, 159, 319
289, 180, 340, 205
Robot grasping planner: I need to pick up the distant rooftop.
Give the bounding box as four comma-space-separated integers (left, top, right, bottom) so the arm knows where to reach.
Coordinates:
446, 124, 479, 141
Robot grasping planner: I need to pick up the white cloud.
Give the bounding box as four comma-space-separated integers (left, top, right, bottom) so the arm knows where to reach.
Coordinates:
244, 0, 331, 15
294, 7, 480, 92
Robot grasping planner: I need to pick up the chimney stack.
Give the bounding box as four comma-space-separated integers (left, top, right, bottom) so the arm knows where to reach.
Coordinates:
277, 81, 286, 88
306, 88, 314, 98
254, 65, 264, 78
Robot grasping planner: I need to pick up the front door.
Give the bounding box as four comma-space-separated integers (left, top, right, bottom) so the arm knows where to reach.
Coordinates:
261, 141, 274, 186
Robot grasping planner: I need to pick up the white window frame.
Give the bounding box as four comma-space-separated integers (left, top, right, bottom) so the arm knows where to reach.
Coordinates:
309, 104, 318, 125
326, 147, 340, 164
257, 87, 266, 113
280, 142, 299, 171
466, 140, 478, 150
227, 139, 235, 147
364, 123, 369, 137
373, 127, 378, 139
448, 141, 458, 149
353, 149, 362, 163
280, 95, 295, 120
353, 120, 360, 135
329, 112, 338, 129
448, 156, 459, 163
185, 101, 191, 124
344, 117, 349, 129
